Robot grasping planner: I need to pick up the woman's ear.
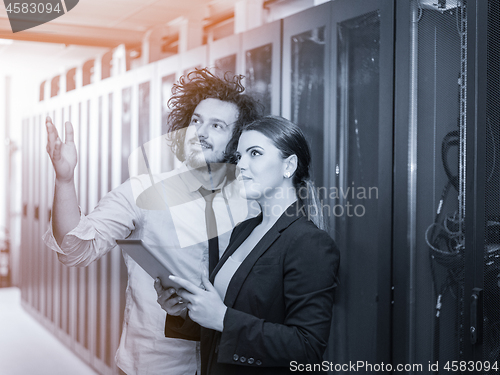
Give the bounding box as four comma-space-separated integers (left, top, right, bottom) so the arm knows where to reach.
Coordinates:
283, 154, 298, 178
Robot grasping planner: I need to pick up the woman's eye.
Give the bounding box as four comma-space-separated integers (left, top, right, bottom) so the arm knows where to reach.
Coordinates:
190, 118, 199, 124
213, 123, 222, 129
251, 150, 261, 157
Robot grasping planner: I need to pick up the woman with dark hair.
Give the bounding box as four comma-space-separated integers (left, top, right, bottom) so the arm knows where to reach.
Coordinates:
157, 116, 340, 374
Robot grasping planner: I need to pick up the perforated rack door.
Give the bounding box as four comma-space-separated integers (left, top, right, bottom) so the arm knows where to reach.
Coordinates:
482, 0, 500, 370
463, 0, 500, 372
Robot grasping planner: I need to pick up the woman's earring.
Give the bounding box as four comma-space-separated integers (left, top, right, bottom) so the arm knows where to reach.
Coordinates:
284, 172, 291, 178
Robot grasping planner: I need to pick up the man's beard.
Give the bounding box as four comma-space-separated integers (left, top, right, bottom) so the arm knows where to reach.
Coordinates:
185, 147, 227, 168
185, 149, 208, 169
183, 135, 227, 168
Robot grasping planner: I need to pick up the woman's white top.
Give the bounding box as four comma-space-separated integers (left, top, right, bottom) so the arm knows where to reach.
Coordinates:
214, 256, 243, 300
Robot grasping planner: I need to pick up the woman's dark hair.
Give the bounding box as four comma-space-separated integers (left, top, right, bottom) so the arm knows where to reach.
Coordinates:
166, 68, 262, 162
239, 116, 326, 230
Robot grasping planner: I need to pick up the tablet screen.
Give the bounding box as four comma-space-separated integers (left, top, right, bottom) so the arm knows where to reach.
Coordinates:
116, 239, 181, 289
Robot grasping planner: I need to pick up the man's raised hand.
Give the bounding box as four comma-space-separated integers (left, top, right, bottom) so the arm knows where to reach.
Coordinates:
46, 117, 77, 182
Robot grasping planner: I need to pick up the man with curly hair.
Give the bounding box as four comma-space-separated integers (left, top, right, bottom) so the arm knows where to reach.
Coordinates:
43, 69, 261, 375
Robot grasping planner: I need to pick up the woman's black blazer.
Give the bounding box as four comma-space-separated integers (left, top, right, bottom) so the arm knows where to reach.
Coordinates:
166, 201, 340, 375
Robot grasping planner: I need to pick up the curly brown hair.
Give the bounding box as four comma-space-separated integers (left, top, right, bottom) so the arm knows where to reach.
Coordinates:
166, 68, 262, 162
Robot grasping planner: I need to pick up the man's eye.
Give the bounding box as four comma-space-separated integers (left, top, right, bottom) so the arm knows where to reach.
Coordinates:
213, 123, 222, 129
235, 154, 241, 161
191, 118, 199, 124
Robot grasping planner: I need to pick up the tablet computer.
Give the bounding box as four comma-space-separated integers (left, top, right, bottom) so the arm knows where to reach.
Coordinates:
116, 239, 181, 289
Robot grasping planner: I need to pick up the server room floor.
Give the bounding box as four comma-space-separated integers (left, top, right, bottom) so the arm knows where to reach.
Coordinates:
0, 287, 98, 375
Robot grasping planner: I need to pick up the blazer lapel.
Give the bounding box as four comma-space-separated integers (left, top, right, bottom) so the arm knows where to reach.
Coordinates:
209, 215, 262, 281
218, 201, 305, 308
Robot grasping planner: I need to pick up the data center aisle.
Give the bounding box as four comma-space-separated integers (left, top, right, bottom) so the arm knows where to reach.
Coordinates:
0, 287, 98, 375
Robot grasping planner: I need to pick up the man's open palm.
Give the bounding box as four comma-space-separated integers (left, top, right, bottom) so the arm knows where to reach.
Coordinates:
46, 117, 77, 182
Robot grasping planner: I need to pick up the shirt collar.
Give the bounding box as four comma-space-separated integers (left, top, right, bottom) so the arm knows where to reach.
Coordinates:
178, 162, 231, 193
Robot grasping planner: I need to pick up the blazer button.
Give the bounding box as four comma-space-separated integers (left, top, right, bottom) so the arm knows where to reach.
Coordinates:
233, 354, 239, 361
248, 358, 255, 364
256, 360, 262, 366
240, 356, 246, 363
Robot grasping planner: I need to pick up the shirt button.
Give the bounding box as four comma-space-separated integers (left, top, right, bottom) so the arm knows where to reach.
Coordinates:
240, 356, 246, 363
233, 354, 239, 361
248, 358, 255, 364
256, 360, 262, 366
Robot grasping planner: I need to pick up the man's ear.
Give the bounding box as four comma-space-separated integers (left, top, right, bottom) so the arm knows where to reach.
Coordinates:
284, 154, 298, 177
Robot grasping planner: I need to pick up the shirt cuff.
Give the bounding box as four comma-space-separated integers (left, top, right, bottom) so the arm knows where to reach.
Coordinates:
42, 208, 97, 255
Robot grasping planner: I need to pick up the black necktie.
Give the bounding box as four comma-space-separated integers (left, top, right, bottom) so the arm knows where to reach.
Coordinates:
199, 187, 220, 274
